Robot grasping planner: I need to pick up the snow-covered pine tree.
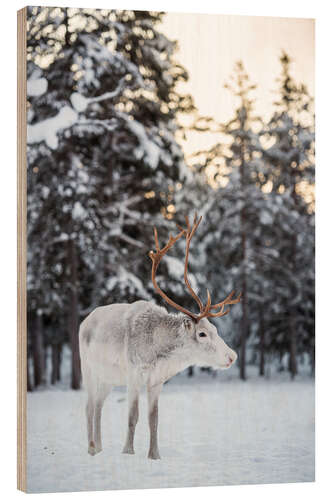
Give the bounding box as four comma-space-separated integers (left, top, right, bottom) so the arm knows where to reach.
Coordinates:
186, 62, 272, 380
27, 7, 194, 388
215, 62, 268, 381
259, 52, 315, 378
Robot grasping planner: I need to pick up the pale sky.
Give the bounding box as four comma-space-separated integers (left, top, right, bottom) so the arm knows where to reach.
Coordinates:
161, 13, 315, 156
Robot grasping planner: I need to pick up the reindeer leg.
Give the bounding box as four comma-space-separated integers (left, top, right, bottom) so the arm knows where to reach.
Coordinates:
122, 382, 140, 455
93, 384, 111, 454
86, 395, 96, 455
147, 383, 163, 460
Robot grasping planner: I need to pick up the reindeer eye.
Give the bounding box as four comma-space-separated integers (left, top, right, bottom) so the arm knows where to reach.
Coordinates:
199, 332, 207, 338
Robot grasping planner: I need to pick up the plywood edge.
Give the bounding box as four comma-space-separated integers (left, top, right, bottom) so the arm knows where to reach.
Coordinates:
17, 6, 27, 493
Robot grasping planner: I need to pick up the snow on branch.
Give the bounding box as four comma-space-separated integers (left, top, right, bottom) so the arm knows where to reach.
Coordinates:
106, 266, 151, 299
27, 98, 162, 168
27, 112, 119, 149
117, 233, 145, 249
72, 118, 118, 133
70, 76, 127, 112
27, 106, 78, 149
116, 111, 160, 169
27, 77, 48, 97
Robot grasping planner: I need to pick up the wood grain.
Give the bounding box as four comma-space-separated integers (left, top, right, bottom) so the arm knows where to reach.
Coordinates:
17, 6, 27, 493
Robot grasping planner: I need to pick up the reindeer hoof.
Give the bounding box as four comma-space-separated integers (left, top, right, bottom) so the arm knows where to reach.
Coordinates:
148, 450, 161, 460
122, 445, 135, 455
88, 441, 96, 456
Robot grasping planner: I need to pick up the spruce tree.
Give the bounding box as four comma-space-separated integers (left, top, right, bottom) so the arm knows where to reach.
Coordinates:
26, 7, 194, 388
260, 52, 315, 378
187, 62, 270, 380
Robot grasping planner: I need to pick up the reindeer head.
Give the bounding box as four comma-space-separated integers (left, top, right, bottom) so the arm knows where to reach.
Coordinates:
149, 214, 241, 370
178, 316, 237, 369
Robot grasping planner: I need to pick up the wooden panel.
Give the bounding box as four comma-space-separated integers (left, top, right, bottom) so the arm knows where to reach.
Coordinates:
17, 6, 27, 493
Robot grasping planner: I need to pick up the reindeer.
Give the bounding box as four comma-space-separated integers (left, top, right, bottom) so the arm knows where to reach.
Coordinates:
79, 215, 241, 459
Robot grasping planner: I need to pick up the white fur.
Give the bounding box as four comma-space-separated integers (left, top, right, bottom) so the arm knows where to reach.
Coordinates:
79, 300, 237, 459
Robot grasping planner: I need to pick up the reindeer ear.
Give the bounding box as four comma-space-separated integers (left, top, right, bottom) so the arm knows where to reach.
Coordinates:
183, 317, 195, 332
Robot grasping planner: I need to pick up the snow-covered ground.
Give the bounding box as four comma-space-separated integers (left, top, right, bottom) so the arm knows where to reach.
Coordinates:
27, 368, 315, 493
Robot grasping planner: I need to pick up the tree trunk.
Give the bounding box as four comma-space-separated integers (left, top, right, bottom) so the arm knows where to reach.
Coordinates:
68, 239, 81, 390
310, 341, 315, 377
239, 301, 247, 381
289, 317, 297, 379
27, 357, 33, 392
64, 10, 71, 46
32, 312, 45, 387
56, 343, 62, 381
259, 309, 265, 376
239, 141, 248, 381
289, 177, 299, 380
51, 344, 62, 385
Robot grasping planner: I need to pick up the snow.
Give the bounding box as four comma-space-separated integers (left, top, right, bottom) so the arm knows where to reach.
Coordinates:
27, 77, 48, 97
164, 255, 185, 280
28, 97, 162, 171
78, 34, 144, 89
259, 210, 274, 225
70, 92, 89, 113
164, 255, 199, 293
72, 201, 87, 220
106, 266, 151, 300
123, 116, 160, 169
27, 106, 78, 149
70, 77, 127, 112
41, 186, 50, 199
27, 370, 314, 493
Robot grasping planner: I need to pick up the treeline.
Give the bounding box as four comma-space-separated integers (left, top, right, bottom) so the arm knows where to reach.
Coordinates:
179, 57, 314, 381
26, 7, 314, 390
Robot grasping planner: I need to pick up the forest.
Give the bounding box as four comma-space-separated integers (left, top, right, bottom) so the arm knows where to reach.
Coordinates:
26, 7, 315, 390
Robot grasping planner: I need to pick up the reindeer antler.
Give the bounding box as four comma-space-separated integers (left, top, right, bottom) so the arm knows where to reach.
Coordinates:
149, 214, 241, 322
149, 226, 196, 318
